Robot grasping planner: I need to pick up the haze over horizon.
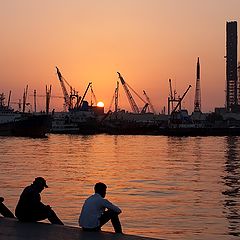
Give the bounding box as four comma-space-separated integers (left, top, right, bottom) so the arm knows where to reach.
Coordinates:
1, 0, 240, 113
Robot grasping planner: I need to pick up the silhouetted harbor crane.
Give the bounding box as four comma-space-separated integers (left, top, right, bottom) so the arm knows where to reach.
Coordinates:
117, 72, 149, 113
56, 67, 80, 110
171, 85, 192, 113
143, 90, 157, 114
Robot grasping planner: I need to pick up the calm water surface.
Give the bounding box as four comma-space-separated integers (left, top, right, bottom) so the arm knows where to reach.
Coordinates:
1, 134, 240, 239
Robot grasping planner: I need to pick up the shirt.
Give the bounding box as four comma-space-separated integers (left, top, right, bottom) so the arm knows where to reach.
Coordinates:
15, 184, 47, 220
79, 193, 122, 228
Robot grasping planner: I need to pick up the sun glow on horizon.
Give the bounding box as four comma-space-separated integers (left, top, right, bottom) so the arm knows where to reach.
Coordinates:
1, 1, 239, 112
97, 101, 104, 107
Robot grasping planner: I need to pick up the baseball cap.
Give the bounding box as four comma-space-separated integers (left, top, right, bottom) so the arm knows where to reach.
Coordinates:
34, 177, 48, 188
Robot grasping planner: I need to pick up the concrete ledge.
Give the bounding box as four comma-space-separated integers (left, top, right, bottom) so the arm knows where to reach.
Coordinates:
0, 217, 161, 240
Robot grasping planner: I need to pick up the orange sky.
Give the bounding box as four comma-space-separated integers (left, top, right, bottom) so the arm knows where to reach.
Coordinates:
1, 0, 240, 113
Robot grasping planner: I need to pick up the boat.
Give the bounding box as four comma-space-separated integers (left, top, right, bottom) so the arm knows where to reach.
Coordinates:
50, 67, 105, 134
157, 110, 240, 136
158, 125, 240, 136
100, 110, 168, 135
50, 108, 100, 134
0, 93, 51, 137
50, 113, 80, 134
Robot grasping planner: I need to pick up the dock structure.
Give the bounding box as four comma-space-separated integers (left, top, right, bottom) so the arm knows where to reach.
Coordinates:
0, 217, 161, 240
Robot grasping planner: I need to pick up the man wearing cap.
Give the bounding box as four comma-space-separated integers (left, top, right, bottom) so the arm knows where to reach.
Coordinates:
15, 177, 63, 225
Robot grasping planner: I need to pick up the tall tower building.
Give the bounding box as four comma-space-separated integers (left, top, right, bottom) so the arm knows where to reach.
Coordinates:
226, 21, 238, 111
194, 57, 201, 112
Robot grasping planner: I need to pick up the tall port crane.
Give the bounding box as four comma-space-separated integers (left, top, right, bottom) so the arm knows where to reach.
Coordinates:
117, 72, 149, 114
56, 67, 71, 109
143, 90, 157, 114
117, 72, 140, 113
56, 67, 80, 110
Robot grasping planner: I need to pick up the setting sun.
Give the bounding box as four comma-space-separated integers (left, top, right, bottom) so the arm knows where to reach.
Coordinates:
97, 101, 104, 108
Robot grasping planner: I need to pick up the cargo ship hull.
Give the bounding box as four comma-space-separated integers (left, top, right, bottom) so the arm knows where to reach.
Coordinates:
157, 126, 240, 136
0, 114, 52, 138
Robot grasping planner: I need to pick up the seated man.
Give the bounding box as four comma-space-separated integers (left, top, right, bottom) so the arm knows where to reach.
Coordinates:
79, 182, 122, 233
15, 177, 63, 225
0, 197, 15, 218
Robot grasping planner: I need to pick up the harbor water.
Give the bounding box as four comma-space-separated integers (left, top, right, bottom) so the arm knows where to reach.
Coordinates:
0, 134, 240, 239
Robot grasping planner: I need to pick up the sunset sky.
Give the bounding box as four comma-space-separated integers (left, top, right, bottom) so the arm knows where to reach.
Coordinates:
1, 0, 240, 113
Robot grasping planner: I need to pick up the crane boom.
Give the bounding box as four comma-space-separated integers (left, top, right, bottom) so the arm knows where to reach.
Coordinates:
114, 81, 119, 112
172, 85, 191, 113
117, 72, 140, 113
126, 82, 146, 103
169, 79, 174, 110
108, 81, 119, 112
79, 82, 92, 107
141, 103, 149, 113
90, 83, 97, 106
56, 67, 71, 109
143, 90, 157, 114
108, 94, 114, 112
7, 91, 11, 108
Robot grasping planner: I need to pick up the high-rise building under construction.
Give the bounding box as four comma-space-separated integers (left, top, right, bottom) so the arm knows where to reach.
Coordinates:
226, 21, 238, 111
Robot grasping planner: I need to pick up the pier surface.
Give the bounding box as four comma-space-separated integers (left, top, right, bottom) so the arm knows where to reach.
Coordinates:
0, 217, 161, 240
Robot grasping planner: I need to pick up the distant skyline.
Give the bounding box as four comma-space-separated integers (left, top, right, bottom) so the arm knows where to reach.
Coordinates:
1, 0, 240, 113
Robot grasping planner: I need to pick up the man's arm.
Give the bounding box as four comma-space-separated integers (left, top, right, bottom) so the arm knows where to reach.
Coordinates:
26, 189, 47, 210
102, 199, 122, 213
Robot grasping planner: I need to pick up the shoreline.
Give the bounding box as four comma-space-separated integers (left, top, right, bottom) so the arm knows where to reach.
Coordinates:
0, 217, 162, 240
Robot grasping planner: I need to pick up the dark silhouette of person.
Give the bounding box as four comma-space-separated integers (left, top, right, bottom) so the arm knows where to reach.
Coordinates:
79, 182, 122, 233
0, 197, 15, 218
15, 177, 63, 225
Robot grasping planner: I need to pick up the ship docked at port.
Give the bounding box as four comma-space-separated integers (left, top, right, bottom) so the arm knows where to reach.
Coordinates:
0, 92, 51, 137
50, 67, 104, 134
